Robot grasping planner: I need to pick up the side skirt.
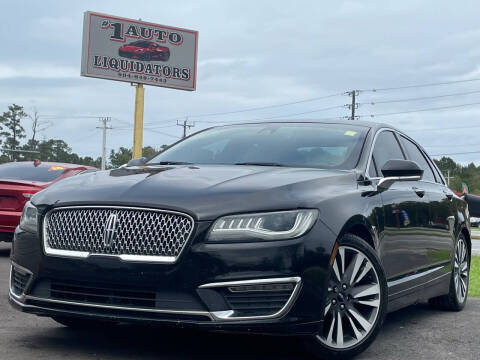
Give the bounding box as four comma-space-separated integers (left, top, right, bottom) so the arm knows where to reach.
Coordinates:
386, 264, 450, 313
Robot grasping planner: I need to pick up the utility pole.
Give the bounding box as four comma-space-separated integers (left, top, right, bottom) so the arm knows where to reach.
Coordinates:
96, 117, 112, 170
346, 90, 359, 120
176, 117, 195, 138
445, 170, 453, 186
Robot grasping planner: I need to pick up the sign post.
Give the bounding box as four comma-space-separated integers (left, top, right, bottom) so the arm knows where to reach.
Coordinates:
133, 84, 144, 158
81, 11, 198, 159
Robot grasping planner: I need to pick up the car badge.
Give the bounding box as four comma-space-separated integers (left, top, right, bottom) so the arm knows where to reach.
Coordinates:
103, 213, 118, 248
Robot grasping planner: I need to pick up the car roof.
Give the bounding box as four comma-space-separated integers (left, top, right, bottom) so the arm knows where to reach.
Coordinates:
210, 120, 398, 132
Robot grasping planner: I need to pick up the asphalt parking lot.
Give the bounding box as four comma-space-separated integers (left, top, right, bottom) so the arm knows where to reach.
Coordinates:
469, 230, 480, 255
0, 243, 478, 360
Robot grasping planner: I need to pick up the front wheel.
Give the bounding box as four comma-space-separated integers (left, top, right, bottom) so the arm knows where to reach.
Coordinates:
303, 234, 388, 359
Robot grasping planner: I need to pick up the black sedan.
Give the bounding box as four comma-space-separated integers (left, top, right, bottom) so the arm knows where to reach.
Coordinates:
9, 121, 471, 359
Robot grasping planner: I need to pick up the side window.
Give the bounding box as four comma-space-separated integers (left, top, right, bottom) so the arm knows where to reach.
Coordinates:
399, 136, 436, 182
370, 131, 405, 176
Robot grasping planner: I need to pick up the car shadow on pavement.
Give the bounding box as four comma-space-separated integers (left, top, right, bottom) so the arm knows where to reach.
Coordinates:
14, 302, 456, 360
0, 243, 10, 257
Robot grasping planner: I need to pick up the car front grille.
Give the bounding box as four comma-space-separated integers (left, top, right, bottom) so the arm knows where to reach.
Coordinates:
44, 207, 194, 262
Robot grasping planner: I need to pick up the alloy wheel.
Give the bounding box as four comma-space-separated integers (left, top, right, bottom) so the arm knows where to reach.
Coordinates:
317, 245, 381, 349
454, 238, 469, 303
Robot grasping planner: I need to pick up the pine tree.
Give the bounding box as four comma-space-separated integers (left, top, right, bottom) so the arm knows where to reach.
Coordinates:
0, 104, 27, 161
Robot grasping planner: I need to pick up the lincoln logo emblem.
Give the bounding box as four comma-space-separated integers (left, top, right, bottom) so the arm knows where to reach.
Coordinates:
103, 214, 118, 248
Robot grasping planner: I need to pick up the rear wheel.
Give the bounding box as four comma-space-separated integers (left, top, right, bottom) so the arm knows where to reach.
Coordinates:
52, 316, 117, 329
429, 234, 469, 311
304, 234, 388, 359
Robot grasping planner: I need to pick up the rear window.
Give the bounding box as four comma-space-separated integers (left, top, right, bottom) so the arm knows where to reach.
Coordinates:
0, 164, 67, 182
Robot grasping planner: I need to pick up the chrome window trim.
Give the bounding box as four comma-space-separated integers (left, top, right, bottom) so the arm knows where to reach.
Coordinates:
199, 276, 302, 321
365, 128, 404, 179
364, 127, 446, 186
42, 205, 195, 264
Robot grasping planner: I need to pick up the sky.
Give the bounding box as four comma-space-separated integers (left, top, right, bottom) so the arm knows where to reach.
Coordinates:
2, 0, 480, 164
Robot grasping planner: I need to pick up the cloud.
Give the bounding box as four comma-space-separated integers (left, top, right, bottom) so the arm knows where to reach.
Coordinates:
198, 57, 260, 67
0, 64, 78, 79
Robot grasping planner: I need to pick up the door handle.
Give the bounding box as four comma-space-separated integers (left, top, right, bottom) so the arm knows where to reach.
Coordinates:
412, 187, 425, 197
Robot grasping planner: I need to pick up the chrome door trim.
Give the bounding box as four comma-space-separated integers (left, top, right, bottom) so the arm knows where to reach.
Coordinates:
200, 277, 302, 321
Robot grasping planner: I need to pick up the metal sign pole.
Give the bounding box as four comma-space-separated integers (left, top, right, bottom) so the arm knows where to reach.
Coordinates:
132, 83, 144, 159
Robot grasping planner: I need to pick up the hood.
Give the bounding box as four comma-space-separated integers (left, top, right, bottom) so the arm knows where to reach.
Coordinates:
32, 165, 356, 220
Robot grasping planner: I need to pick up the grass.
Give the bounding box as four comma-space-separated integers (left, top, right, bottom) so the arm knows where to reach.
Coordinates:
469, 256, 480, 297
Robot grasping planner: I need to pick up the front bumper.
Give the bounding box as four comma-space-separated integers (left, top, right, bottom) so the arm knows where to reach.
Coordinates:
9, 218, 337, 335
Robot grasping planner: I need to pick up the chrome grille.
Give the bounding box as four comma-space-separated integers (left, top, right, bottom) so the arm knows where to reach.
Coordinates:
44, 207, 194, 262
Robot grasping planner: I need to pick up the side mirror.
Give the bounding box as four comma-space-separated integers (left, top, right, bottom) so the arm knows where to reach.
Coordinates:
378, 159, 423, 189
126, 157, 147, 167
464, 193, 480, 217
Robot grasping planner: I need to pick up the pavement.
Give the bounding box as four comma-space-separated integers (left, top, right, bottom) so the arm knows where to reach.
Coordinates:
0, 242, 479, 360
470, 229, 480, 255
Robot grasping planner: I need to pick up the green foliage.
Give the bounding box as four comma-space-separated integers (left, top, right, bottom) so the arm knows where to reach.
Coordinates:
109, 145, 165, 167
469, 256, 480, 297
110, 147, 132, 167
0, 104, 171, 169
0, 104, 27, 160
434, 157, 480, 193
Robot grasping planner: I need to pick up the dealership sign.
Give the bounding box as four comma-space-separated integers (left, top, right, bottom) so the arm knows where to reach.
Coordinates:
81, 11, 198, 90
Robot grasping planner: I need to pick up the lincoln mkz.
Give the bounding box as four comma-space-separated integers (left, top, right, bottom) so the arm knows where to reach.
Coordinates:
9, 121, 471, 358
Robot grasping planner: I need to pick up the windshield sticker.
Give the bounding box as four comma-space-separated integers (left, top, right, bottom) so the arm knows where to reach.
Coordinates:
344, 130, 357, 136
48, 166, 66, 171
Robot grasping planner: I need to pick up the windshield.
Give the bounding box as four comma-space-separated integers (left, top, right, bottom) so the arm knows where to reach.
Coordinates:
148, 123, 368, 169
0, 163, 68, 182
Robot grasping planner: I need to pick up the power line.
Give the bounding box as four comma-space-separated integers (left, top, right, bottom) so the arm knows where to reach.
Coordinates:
358, 89, 480, 106
359, 78, 480, 93
176, 117, 195, 138
431, 151, 480, 156
183, 92, 345, 118
356, 101, 480, 119
113, 127, 180, 139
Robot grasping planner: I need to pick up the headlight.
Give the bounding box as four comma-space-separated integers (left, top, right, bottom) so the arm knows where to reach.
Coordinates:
19, 201, 38, 233
208, 209, 318, 242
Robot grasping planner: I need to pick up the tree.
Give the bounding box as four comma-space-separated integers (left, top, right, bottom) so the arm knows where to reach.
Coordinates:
109, 146, 163, 167
27, 108, 51, 149
110, 147, 132, 167
0, 104, 27, 160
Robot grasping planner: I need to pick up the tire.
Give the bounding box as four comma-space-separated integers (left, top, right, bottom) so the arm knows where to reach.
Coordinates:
429, 233, 470, 311
303, 233, 388, 359
52, 316, 117, 329
143, 52, 151, 61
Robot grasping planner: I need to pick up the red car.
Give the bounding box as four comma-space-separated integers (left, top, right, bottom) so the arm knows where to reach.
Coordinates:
118, 41, 170, 61
0, 161, 96, 241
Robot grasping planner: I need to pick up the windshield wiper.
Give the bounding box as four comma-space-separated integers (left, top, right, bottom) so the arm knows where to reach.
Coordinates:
147, 161, 193, 165
234, 162, 287, 167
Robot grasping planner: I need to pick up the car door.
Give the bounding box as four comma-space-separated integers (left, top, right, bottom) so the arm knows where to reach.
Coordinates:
368, 130, 431, 280
398, 135, 455, 269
